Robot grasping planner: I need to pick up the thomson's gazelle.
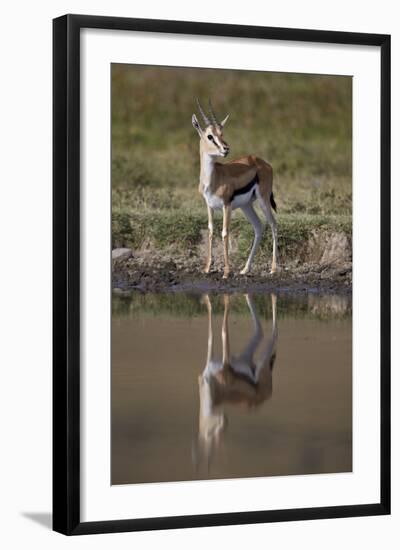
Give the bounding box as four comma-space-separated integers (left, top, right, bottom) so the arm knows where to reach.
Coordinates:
192, 99, 278, 278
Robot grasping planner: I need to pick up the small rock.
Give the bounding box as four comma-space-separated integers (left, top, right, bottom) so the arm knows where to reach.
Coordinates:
112, 248, 133, 261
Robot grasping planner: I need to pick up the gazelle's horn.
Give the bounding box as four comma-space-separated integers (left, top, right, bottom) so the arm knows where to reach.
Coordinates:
208, 98, 218, 126
196, 98, 210, 126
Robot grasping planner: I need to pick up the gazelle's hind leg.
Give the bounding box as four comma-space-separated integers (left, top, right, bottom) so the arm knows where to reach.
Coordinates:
240, 203, 265, 275
254, 293, 277, 388
235, 294, 263, 363
256, 188, 278, 274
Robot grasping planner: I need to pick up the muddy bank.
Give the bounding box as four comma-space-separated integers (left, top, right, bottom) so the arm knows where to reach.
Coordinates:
112, 248, 352, 294
112, 225, 352, 293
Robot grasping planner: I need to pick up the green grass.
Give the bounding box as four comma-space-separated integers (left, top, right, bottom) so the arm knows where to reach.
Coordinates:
112, 208, 351, 261
111, 65, 352, 254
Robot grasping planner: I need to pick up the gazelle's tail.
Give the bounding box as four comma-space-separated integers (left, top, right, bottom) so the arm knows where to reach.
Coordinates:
270, 192, 277, 212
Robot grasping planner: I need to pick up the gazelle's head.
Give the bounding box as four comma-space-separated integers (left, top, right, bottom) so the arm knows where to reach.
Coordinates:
192, 98, 230, 158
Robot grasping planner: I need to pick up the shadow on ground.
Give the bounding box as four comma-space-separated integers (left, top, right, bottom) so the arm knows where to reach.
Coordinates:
22, 512, 52, 530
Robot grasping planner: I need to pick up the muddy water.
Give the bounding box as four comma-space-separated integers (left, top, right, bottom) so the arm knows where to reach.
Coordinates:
111, 292, 352, 485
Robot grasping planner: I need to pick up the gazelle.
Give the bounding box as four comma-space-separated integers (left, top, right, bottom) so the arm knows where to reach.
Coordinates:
192, 99, 278, 278
196, 293, 278, 466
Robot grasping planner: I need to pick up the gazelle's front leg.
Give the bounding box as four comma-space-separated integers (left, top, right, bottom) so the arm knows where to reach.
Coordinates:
222, 205, 232, 279
204, 204, 214, 274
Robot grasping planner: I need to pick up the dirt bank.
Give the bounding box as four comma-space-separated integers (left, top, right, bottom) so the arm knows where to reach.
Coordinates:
112, 231, 352, 294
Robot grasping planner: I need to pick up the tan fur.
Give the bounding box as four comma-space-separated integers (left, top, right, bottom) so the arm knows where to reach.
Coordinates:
199, 155, 273, 205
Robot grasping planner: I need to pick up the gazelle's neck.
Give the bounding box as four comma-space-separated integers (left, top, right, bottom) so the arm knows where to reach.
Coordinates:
199, 142, 216, 187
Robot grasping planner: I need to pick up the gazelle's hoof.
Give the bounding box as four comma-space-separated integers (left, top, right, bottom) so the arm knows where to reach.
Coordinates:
204, 267, 211, 274
240, 267, 250, 275
222, 272, 230, 280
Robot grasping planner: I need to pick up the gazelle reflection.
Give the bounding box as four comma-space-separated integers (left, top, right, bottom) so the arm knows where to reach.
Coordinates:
196, 293, 277, 469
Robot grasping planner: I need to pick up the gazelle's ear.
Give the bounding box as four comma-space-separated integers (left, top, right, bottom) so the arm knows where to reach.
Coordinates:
192, 114, 203, 137
220, 114, 230, 128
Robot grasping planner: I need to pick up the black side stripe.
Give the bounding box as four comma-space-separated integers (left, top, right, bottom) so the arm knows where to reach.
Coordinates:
230, 173, 259, 202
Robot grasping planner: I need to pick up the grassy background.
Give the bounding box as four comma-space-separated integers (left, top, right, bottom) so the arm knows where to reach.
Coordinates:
112, 64, 352, 253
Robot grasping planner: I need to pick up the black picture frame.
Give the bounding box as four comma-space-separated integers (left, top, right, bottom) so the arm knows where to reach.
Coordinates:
53, 13, 391, 536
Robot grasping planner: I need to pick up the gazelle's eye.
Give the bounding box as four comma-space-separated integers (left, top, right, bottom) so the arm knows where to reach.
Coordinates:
207, 135, 213, 140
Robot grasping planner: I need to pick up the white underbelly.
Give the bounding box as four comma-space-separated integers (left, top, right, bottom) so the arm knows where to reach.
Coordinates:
203, 185, 257, 211
231, 186, 257, 210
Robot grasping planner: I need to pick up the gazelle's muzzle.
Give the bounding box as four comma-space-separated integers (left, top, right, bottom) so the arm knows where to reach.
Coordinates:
222, 145, 230, 157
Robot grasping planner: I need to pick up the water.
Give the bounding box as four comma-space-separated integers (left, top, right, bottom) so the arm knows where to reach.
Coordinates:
112, 292, 352, 485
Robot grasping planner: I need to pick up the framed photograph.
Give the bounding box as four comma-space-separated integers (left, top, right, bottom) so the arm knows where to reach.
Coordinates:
53, 14, 391, 535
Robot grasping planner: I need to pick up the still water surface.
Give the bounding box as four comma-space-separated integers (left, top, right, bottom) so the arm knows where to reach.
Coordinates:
112, 292, 352, 485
